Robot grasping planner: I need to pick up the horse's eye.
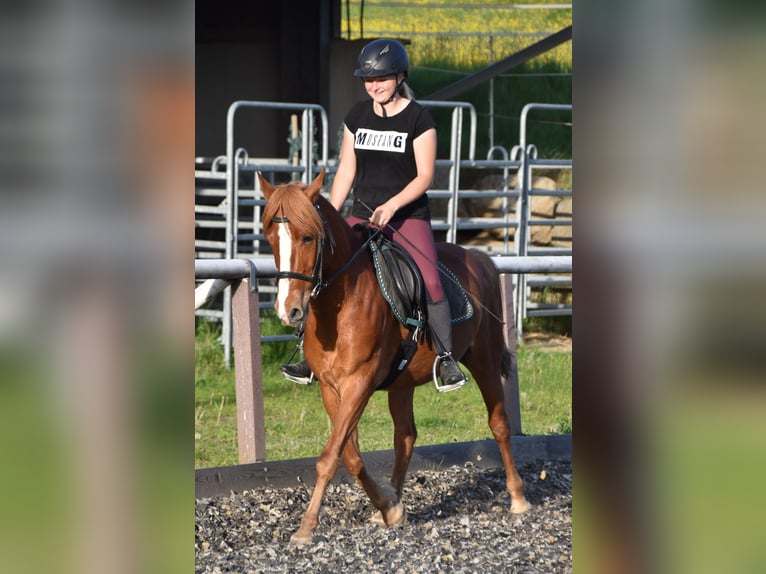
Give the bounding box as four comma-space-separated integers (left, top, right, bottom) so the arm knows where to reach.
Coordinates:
302, 235, 314, 244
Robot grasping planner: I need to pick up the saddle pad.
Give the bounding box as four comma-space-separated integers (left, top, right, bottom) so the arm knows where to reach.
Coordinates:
438, 262, 474, 325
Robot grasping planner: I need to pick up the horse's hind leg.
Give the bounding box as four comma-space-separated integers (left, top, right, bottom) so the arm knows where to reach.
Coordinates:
465, 352, 531, 514
492, 405, 531, 514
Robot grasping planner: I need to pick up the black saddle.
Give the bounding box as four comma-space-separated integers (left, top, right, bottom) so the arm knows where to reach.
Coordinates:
354, 224, 474, 390
368, 231, 427, 335
361, 226, 474, 328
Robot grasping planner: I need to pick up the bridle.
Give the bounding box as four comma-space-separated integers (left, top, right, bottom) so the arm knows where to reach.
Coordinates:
271, 204, 328, 299
271, 202, 380, 299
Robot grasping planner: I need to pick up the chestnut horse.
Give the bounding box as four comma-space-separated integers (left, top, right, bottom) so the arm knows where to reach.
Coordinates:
259, 169, 530, 544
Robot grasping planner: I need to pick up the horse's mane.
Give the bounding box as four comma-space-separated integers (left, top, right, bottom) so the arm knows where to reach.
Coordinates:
262, 182, 326, 240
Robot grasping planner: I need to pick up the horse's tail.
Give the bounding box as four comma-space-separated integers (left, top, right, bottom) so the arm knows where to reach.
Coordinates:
501, 346, 513, 381
468, 249, 513, 379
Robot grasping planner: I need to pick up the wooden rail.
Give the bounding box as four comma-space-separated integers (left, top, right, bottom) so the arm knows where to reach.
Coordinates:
196, 434, 572, 498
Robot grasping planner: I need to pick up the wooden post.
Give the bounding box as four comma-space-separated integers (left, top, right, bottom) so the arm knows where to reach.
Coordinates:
500, 273, 523, 435
231, 278, 266, 463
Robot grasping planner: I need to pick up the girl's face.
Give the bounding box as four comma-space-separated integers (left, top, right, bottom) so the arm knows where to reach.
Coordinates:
363, 73, 402, 103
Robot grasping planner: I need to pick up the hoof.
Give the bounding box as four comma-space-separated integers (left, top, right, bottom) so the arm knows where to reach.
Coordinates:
289, 529, 313, 545
384, 502, 407, 526
369, 510, 385, 526
370, 503, 406, 527
511, 497, 531, 514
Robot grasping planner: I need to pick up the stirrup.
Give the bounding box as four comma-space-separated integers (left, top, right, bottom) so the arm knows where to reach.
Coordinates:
432, 353, 467, 393
280, 359, 314, 385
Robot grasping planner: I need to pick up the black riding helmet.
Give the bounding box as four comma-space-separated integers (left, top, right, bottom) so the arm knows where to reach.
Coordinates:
353, 39, 409, 78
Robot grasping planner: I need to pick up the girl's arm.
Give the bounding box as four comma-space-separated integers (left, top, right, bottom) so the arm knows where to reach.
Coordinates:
329, 125, 357, 212
369, 127, 436, 228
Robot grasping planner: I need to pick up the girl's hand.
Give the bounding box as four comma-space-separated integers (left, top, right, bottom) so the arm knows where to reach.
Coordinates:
369, 202, 396, 228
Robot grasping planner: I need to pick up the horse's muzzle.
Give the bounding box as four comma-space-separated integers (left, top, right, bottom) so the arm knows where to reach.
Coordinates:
287, 306, 305, 326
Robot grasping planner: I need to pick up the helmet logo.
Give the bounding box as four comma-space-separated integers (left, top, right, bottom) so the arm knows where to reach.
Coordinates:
380, 44, 390, 55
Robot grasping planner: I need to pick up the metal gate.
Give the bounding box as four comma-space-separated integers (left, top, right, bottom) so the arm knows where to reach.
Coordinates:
195, 100, 571, 364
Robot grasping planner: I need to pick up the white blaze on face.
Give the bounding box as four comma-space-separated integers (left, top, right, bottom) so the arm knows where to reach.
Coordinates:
276, 222, 293, 323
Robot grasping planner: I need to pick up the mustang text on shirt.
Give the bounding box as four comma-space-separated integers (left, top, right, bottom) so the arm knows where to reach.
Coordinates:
354, 128, 407, 153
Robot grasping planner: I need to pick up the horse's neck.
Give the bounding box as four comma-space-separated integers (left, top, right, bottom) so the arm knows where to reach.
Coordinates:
316, 208, 375, 297
322, 207, 364, 272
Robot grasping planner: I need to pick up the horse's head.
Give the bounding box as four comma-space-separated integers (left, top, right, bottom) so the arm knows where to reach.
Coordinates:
259, 168, 326, 328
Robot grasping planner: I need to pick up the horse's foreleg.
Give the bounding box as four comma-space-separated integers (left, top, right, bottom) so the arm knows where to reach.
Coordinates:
291, 444, 341, 544
369, 388, 416, 526
291, 381, 402, 544
290, 383, 346, 545
341, 427, 405, 528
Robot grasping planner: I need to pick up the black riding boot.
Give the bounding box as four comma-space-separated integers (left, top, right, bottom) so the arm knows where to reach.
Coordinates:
280, 336, 314, 384
280, 358, 313, 385
427, 298, 467, 392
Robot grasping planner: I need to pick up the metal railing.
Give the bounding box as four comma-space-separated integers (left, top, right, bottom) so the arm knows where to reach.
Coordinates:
515, 103, 573, 336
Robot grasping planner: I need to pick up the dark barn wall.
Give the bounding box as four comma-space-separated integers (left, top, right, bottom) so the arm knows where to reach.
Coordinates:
196, 0, 341, 160
328, 39, 369, 152
195, 40, 281, 159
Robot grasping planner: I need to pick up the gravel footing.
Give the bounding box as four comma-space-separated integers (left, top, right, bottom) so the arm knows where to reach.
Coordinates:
195, 459, 572, 573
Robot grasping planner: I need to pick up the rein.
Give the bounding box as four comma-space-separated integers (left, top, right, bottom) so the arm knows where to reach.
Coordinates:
316, 226, 381, 297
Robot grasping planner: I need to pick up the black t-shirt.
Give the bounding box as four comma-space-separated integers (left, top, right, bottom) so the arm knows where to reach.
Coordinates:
344, 99, 436, 221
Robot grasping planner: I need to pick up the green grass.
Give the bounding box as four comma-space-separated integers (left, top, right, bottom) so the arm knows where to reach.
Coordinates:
195, 317, 571, 468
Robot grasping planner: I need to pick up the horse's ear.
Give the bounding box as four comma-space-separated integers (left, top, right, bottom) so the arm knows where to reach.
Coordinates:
258, 172, 275, 200
304, 167, 326, 203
